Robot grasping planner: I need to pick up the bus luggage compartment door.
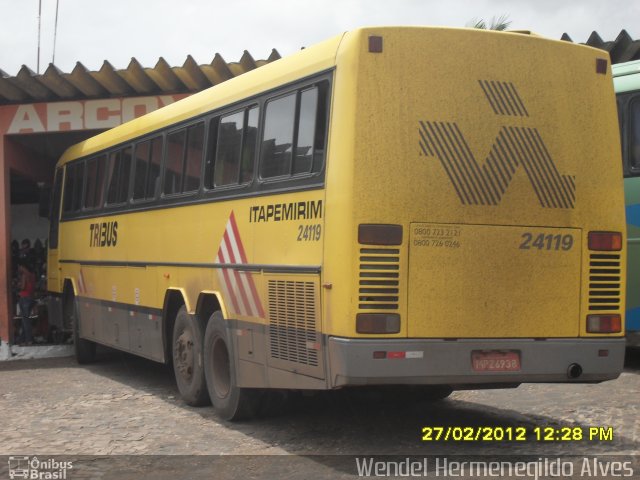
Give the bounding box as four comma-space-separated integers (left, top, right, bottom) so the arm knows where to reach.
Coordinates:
408, 223, 582, 338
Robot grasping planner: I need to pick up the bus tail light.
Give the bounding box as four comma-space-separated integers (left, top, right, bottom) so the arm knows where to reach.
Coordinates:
356, 313, 400, 334
358, 224, 403, 245
586, 314, 621, 333
588, 231, 622, 251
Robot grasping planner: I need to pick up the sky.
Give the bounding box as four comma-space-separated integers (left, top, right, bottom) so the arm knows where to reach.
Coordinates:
0, 0, 638, 76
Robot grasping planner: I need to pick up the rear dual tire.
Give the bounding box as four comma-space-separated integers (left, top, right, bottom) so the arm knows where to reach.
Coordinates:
172, 306, 210, 406
203, 311, 260, 421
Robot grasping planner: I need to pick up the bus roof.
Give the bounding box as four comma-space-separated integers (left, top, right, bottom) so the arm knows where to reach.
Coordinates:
57, 26, 603, 167
57, 32, 345, 166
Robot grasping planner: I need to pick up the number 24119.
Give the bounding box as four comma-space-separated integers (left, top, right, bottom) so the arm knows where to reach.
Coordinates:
519, 233, 574, 251
298, 224, 322, 242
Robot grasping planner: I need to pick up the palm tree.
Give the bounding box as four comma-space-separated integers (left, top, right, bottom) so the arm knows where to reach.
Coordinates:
467, 15, 512, 31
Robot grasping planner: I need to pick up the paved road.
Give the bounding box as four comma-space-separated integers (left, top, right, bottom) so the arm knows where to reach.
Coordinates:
1, 347, 639, 476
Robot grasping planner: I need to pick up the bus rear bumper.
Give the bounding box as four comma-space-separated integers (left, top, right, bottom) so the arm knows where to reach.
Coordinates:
327, 337, 625, 388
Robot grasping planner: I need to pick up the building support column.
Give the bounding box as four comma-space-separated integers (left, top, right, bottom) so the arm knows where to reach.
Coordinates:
0, 138, 12, 343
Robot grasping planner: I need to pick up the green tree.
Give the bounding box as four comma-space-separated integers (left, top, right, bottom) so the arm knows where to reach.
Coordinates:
467, 15, 512, 31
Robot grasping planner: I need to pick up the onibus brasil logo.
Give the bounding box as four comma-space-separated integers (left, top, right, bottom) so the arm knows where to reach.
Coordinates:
419, 79, 576, 209
8, 456, 72, 479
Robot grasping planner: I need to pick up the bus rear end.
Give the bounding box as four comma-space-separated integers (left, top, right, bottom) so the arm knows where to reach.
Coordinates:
324, 27, 626, 388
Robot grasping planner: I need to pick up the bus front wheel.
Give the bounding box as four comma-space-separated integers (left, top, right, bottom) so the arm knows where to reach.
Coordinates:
65, 293, 96, 364
204, 311, 259, 421
172, 306, 210, 406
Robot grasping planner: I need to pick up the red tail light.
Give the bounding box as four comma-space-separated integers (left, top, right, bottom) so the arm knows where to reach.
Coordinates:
588, 231, 622, 251
356, 313, 400, 334
358, 224, 403, 245
587, 314, 621, 333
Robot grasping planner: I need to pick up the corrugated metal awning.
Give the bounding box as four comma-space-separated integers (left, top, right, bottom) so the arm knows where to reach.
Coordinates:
562, 29, 640, 64
0, 49, 281, 105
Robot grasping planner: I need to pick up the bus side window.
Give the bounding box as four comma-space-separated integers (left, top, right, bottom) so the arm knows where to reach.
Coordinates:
84, 158, 98, 208
260, 82, 328, 180
204, 117, 219, 189
106, 151, 122, 204
261, 93, 296, 178
72, 161, 85, 212
84, 154, 106, 209
293, 87, 318, 175
106, 148, 131, 205
210, 106, 258, 188
630, 98, 640, 173
133, 140, 151, 201
118, 147, 133, 203
62, 164, 75, 213
164, 129, 186, 195
215, 111, 244, 186
184, 123, 204, 192
147, 136, 163, 199
311, 82, 329, 173
133, 137, 164, 201
242, 107, 259, 183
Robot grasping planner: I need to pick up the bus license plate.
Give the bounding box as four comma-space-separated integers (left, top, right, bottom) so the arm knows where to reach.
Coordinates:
471, 351, 521, 372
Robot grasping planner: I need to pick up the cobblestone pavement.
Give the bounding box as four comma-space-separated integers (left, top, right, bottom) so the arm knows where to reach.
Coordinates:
0, 347, 638, 459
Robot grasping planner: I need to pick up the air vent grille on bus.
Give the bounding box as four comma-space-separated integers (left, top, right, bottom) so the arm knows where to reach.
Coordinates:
588, 253, 622, 312
359, 248, 400, 310
268, 280, 318, 367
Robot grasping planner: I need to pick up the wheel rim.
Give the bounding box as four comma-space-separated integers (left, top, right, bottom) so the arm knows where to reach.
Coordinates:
174, 328, 194, 382
212, 336, 231, 398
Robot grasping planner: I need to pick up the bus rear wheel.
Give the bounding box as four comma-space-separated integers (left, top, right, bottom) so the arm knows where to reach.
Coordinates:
204, 311, 260, 421
172, 306, 210, 406
65, 292, 96, 364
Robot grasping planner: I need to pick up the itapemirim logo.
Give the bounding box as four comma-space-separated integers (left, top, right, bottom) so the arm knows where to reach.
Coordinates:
419, 80, 576, 209
8, 456, 72, 479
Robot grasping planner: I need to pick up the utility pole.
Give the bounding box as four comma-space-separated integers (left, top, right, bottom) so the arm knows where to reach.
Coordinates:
37, 0, 42, 73
52, 0, 60, 65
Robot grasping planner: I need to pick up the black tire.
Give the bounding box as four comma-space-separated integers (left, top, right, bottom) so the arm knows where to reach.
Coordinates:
172, 306, 210, 406
203, 311, 260, 421
66, 292, 96, 364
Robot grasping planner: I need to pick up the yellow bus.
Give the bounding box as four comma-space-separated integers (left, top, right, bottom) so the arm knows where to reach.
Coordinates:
47, 27, 627, 420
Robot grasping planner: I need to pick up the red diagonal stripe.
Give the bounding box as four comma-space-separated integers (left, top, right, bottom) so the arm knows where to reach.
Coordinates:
223, 227, 254, 315
229, 211, 249, 263
217, 250, 240, 314
228, 211, 264, 316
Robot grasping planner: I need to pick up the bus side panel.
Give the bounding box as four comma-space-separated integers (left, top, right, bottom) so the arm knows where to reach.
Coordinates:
626, 176, 640, 344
